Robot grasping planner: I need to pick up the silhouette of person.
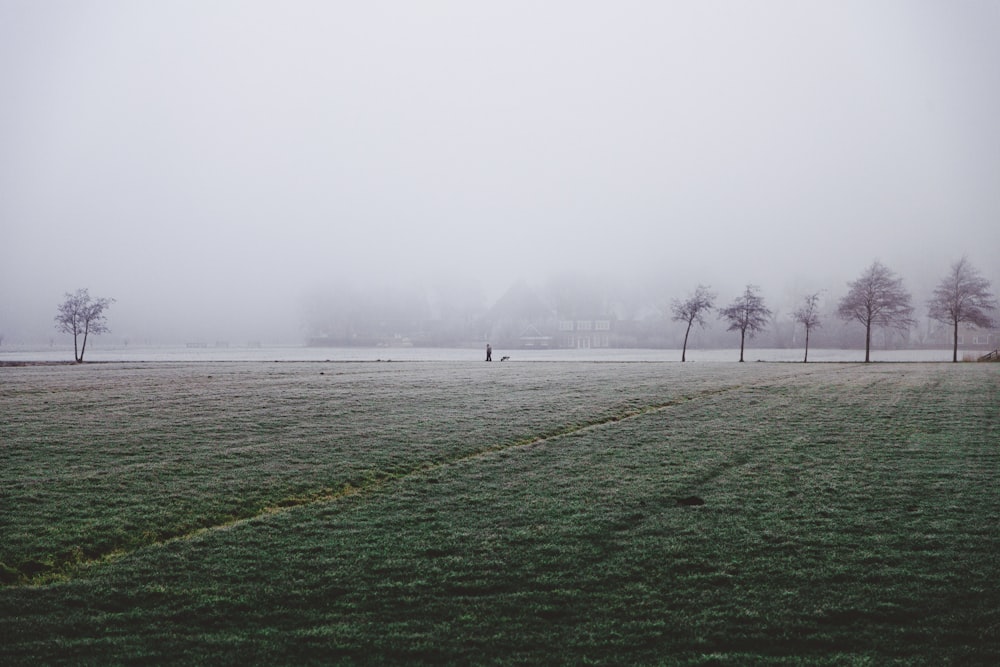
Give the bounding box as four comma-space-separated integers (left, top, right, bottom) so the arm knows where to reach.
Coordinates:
486, 343, 492, 362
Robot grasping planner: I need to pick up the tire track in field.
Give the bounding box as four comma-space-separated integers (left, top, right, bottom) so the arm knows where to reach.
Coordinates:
674, 363, 873, 490
11, 366, 852, 586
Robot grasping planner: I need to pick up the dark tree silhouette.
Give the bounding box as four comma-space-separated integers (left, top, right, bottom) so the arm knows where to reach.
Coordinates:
927, 256, 997, 362
54, 289, 115, 362
837, 260, 914, 362
718, 285, 772, 362
670, 285, 716, 362
792, 292, 823, 363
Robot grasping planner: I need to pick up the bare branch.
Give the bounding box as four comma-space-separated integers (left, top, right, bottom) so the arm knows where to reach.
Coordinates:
718, 284, 772, 362
54, 289, 115, 362
792, 291, 823, 362
837, 260, 914, 362
671, 285, 716, 361
927, 256, 998, 361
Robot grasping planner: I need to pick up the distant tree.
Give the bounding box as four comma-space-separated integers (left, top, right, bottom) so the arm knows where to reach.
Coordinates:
54, 289, 115, 363
927, 256, 997, 362
792, 292, 823, 363
671, 285, 716, 362
718, 285, 772, 362
837, 260, 914, 362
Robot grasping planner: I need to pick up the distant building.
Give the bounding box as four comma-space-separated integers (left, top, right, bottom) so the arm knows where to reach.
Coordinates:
923, 321, 1000, 350
557, 318, 613, 349
518, 324, 553, 348
486, 281, 557, 349
958, 327, 1000, 349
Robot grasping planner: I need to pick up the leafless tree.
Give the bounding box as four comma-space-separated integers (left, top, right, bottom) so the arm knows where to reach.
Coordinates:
718, 284, 772, 362
837, 260, 914, 362
671, 285, 716, 362
927, 256, 997, 362
54, 289, 115, 362
792, 292, 823, 363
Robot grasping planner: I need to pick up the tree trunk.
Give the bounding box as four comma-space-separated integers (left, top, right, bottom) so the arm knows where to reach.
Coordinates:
78, 323, 89, 363
864, 322, 872, 363
681, 322, 692, 362
803, 327, 810, 363
952, 319, 959, 363
739, 330, 746, 362
73, 328, 80, 363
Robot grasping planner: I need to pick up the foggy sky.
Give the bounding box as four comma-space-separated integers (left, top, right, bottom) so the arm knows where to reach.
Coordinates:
2, 1, 999, 343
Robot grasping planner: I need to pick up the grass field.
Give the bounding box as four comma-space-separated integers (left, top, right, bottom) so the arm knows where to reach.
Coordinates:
1, 360, 998, 665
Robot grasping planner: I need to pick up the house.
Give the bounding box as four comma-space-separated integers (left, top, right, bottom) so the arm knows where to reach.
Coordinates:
957, 327, 1000, 349
557, 318, 613, 349
922, 319, 1000, 350
485, 281, 557, 349
518, 324, 554, 348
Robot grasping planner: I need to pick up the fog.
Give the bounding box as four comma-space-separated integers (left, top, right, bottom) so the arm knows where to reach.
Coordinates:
2, 1, 999, 346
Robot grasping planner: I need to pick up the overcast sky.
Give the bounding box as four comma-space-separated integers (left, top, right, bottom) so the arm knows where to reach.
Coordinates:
2, 0, 999, 343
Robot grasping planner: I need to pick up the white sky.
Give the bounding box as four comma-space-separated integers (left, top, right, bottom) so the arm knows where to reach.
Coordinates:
2, 0, 999, 341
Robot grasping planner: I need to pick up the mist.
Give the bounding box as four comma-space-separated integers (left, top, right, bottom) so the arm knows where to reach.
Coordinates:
2, 1, 999, 347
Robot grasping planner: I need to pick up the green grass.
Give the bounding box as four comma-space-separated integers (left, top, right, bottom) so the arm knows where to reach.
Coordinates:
1, 360, 998, 664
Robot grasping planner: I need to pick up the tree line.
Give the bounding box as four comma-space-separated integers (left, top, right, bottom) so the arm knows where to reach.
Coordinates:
51, 257, 997, 362
672, 257, 996, 363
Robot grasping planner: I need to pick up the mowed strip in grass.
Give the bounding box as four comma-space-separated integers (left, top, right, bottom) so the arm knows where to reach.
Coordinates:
1, 361, 998, 664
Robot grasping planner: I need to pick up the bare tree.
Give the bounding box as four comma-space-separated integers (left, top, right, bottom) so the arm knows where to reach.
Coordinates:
718, 284, 772, 362
54, 289, 115, 362
792, 292, 823, 363
671, 285, 716, 362
837, 260, 914, 362
927, 256, 997, 362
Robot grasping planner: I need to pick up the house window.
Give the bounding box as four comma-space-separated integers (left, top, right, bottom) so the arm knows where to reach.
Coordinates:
576, 320, 592, 331
559, 320, 574, 331
595, 320, 611, 331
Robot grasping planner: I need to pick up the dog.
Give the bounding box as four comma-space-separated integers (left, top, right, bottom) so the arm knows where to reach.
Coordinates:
500, 355, 510, 362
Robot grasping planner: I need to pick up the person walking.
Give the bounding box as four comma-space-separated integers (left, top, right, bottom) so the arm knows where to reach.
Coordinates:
486, 343, 492, 361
